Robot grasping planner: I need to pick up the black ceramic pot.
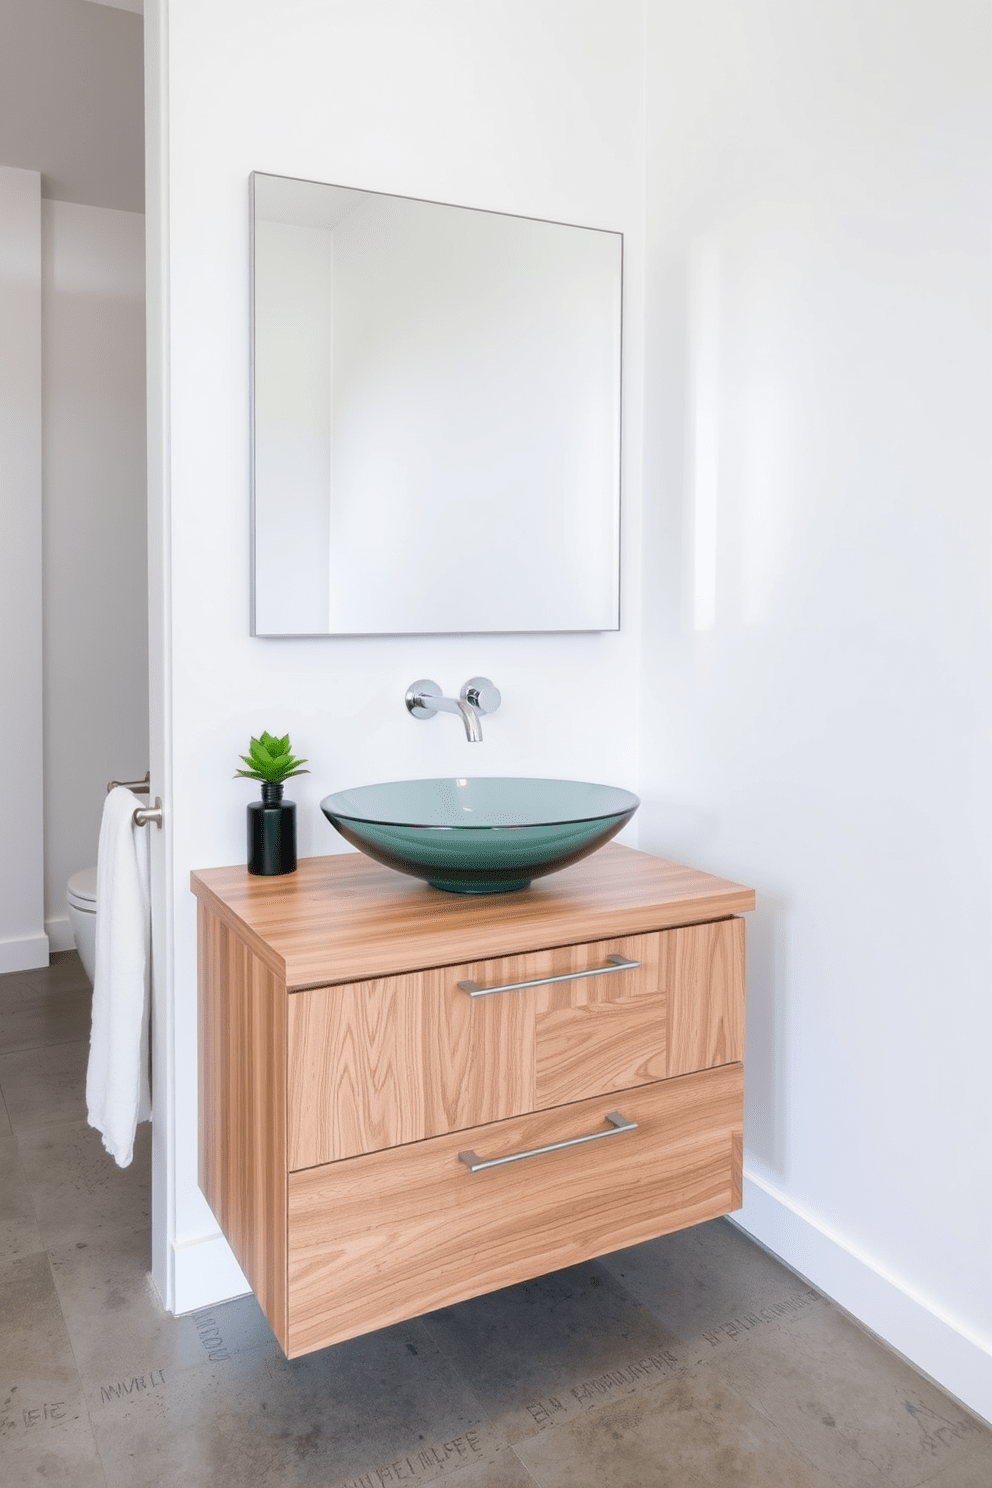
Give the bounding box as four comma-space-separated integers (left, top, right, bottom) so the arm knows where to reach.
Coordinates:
247, 781, 297, 875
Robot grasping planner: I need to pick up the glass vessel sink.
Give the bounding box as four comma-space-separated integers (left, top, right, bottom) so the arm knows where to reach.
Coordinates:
320, 777, 639, 894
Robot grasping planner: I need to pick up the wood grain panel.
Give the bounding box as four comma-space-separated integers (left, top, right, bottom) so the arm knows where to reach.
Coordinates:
286, 1063, 743, 1357
730, 1130, 743, 1212
535, 993, 667, 1106
421, 962, 533, 1143
191, 842, 755, 991
288, 963, 534, 1168
287, 932, 657, 1169
288, 973, 424, 1167
666, 917, 746, 1076
197, 901, 288, 1349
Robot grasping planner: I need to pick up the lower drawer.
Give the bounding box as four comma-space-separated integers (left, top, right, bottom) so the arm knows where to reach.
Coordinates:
285, 1062, 743, 1357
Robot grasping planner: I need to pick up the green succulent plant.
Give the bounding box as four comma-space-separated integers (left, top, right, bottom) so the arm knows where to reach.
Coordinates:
235, 731, 309, 785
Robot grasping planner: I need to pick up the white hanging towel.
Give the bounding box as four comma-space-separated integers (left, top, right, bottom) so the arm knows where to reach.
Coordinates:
86, 786, 152, 1166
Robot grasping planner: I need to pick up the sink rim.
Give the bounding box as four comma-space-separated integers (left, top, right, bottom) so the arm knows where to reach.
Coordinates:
320, 776, 641, 831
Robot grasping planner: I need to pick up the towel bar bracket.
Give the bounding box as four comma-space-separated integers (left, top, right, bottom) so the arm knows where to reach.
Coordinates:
108, 771, 150, 795
133, 798, 164, 829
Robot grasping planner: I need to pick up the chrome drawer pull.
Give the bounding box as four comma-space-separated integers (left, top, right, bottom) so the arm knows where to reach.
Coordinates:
458, 953, 639, 999
458, 1110, 637, 1173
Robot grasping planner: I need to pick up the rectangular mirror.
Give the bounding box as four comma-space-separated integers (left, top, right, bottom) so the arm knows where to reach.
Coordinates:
251, 173, 622, 636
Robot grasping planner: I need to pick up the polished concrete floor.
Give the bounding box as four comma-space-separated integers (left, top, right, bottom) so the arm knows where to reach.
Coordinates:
2, 953, 991, 1487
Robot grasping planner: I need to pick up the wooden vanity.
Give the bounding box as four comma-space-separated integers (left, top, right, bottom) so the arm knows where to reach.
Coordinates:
191, 842, 754, 1358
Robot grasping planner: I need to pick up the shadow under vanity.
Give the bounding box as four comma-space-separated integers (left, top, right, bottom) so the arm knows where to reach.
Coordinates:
190, 842, 754, 1359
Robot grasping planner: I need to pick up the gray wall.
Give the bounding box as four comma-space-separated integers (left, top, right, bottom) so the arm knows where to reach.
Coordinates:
0, 0, 148, 945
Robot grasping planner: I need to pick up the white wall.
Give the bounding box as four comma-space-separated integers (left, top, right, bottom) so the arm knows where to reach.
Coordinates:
42, 199, 149, 949
0, 166, 47, 972
146, 0, 645, 1313
148, 0, 992, 1423
641, 0, 992, 1421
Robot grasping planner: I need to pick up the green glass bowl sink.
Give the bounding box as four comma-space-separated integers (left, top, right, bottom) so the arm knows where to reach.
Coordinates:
320, 777, 639, 894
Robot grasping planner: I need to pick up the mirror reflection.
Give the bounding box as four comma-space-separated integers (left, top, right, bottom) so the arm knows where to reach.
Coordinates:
251, 173, 622, 636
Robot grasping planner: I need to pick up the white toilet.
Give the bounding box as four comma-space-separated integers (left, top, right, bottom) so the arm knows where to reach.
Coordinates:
66, 865, 98, 985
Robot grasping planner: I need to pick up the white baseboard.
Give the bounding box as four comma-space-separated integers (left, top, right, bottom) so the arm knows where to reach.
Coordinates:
733, 1171, 992, 1428
171, 1230, 250, 1316
0, 931, 51, 973
45, 915, 76, 954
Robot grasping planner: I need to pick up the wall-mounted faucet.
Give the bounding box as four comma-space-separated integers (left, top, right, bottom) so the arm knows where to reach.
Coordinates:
405, 677, 501, 743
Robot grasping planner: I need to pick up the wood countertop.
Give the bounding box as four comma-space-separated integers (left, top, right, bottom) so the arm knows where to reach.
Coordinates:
190, 842, 755, 992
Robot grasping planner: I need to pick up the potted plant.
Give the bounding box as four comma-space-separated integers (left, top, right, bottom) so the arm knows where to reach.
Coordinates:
236, 731, 309, 875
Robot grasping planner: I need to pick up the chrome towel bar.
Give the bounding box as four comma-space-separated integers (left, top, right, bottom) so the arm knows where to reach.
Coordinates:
107, 771, 150, 794
104, 774, 161, 828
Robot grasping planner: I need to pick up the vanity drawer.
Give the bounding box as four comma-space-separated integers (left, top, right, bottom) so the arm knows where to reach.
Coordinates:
287, 917, 745, 1169
285, 1061, 744, 1357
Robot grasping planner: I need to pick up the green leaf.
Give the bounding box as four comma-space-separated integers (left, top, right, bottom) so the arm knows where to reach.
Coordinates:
236, 731, 309, 783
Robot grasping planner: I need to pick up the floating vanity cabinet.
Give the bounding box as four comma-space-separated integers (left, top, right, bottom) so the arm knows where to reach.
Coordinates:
191, 843, 754, 1358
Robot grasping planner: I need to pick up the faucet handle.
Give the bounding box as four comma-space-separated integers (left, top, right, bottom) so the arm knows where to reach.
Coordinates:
461, 677, 501, 716
406, 679, 442, 719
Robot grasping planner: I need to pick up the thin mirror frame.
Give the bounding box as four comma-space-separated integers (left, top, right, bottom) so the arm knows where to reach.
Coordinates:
249, 172, 624, 638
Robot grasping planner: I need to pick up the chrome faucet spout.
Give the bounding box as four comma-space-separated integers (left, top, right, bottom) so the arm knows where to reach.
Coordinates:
405, 677, 501, 743
429, 693, 484, 742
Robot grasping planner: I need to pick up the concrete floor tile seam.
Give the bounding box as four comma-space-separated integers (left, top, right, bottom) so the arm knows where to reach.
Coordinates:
0, 970, 51, 993
75, 1302, 465, 1429
15, 1123, 152, 1256
471, 1340, 757, 1460
692, 1365, 879, 1488
88, 1366, 511, 1488
727, 1227, 992, 1447
322, 1428, 541, 1488
910, 1438, 992, 1488
511, 1371, 847, 1488
13, 953, 90, 980
0, 970, 83, 990
0, 1032, 94, 1058
0, 1423, 111, 1488
0, 999, 88, 1023
0, 1034, 91, 1060
439, 1443, 546, 1488
727, 1383, 958, 1488
0, 1129, 40, 1202
901, 1458, 987, 1488
511, 1340, 974, 1488
0, 1036, 92, 1102
79, 1308, 516, 1464
0, 1251, 109, 1487
760, 1299, 992, 1466
0, 1088, 16, 1138
42, 1244, 103, 1412
706, 1348, 987, 1488
815, 1302, 992, 1447
510, 1452, 544, 1488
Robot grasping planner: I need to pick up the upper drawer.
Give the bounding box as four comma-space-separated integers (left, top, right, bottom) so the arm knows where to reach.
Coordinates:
287, 916, 744, 1170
